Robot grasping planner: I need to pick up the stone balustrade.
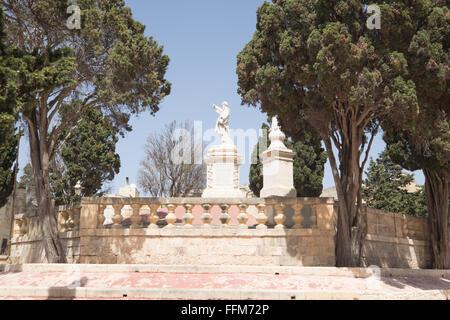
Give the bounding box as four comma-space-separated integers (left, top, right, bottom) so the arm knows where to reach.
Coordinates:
76, 197, 334, 230
9, 197, 435, 268
57, 205, 82, 232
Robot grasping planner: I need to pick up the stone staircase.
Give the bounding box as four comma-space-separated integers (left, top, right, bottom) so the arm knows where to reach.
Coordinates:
0, 264, 449, 300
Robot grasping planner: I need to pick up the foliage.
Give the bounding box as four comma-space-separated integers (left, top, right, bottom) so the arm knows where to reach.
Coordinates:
49, 108, 121, 205
0, 8, 20, 207
379, 2, 449, 268
237, 0, 418, 266
362, 150, 427, 217
1, 0, 171, 262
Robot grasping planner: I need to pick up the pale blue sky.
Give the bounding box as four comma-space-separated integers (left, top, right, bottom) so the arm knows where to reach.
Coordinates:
18, 0, 424, 194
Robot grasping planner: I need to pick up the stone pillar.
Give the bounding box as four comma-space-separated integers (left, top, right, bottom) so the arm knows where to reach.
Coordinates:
148, 204, 160, 229
260, 116, 296, 198
219, 204, 231, 225
202, 144, 245, 198
274, 203, 286, 229
165, 204, 177, 228
183, 204, 194, 227
201, 203, 213, 226
130, 204, 142, 229
237, 203, 249, 228
256, 203, 268, 229
111, 204, 124, 229
97, 205, 106, 228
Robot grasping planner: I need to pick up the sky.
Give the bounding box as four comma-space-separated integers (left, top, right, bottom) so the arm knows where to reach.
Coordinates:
18, 0, 425, 195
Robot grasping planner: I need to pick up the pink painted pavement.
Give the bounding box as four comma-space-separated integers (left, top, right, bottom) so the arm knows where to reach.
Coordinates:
0, 269, 449, 298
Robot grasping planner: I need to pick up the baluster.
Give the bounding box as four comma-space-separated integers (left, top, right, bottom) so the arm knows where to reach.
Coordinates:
60, 210, 69, 232
256, 203, 268, 229
219, 204, 231, 225
148, 204, 160, 228
165, 204, 177, 228
237, 203, 248, 228
97, 205, 106, 228
201, 203, 212, 227
292, 204, 304, 229
183, 204, 194, 227
274, 203, 286, 229
130, 204, 142, 229
111, 204, 124, 228
66, 209, 75, 231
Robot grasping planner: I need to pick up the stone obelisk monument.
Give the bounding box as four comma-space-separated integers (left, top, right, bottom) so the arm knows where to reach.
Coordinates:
202, 101, 245, 198
260, 116, 296, 198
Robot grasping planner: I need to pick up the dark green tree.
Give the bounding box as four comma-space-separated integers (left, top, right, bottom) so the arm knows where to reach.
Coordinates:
250, 121, 327, 197
17, 163, 34, 199
1, 0, 171, 262
379, 3, 449, 268
249, 123, 269, 197
362, 150, 427, 217
237, 0, 417, 266
50, 107, 122, 205
0, 8, 20, 207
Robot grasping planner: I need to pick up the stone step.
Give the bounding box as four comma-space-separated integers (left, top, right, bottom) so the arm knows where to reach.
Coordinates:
0, 286, 449, 300
1, 264, 449, 300
1, 263, 450, 278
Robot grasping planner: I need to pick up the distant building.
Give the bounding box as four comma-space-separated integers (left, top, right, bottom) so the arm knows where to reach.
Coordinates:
320, 187, 338, 200
320, 178, 423, 201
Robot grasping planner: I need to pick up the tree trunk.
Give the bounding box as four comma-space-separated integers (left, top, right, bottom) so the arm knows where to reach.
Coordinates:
27, 115, 66, 264
324, 137, 364, 267
424, 169, 449, 269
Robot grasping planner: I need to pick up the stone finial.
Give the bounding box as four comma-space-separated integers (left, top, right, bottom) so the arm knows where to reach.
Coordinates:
267, 116, 290, 151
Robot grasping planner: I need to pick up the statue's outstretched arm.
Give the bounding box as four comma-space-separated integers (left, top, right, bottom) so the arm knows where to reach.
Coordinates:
213, 104, 223, 113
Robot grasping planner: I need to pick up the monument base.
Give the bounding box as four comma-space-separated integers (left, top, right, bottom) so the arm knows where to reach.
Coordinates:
260, 186, 296, 198
260, 149, 296, 198
202, 144, 245, 198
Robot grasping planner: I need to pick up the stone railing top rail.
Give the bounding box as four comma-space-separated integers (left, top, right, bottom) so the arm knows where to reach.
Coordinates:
80, 196, 335, 206
365, 206, 427, 221
56, 204, 82, 212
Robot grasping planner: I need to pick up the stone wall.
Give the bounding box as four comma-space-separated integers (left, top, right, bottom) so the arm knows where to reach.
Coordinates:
361, 207, 431, 268
7, 197, 437, 269
0, 188, 28, 255
78, 228, 335, 266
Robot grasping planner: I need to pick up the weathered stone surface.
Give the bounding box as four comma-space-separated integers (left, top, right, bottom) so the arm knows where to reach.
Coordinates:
7, 197, 436, 269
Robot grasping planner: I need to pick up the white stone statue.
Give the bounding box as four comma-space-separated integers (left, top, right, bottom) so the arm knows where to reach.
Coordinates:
213, 101, 233, 145
202, 101, 244, 198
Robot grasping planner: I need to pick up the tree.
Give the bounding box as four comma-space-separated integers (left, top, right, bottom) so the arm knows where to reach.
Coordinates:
138, 121, 206, 197
0, 8, 21, 207
249, 123, 269, 197
1, 0, 171, 262
237, 0, 417, 266
250, 121, 327, 197
362, 150, 427, 217
50, 107, 122, 205
17, 163, 34, 200
378, 3, 449, 268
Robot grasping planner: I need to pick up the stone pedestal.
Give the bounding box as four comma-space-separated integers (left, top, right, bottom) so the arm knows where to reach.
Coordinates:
201, 144, 245, 198
260, 116, 296, 198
